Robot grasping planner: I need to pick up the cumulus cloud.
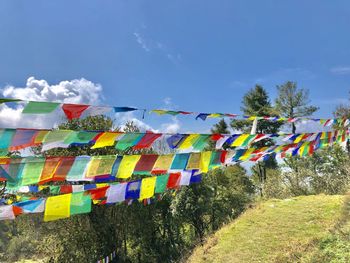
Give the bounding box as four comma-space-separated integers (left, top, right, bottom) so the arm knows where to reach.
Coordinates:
0, 77, 103, 128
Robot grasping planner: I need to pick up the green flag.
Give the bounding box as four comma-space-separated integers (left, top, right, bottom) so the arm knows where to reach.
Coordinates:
22, 101, 60, 114
155, 174, 169, 193
0, 98, 22, 104
70, 192, 92, 215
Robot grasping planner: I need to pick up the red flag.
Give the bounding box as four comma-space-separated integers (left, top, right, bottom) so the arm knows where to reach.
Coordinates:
62, 104, 89, 120
167, 173, 181, 189
133, 133, 162, 150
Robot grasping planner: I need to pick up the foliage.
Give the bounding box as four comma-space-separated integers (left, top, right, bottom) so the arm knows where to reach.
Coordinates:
275, 81, 318, 133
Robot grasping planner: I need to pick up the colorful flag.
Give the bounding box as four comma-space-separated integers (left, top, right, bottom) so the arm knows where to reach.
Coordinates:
20, 158, 45, 186
125, 180, 141, 199
62, 104, 89, 120
14, 199, 45, 213
166, 173, 181, 189
152, 154, 174, 174
0, 205, 15, 220
186, 153, 201, 170
22, 101, 60, 114
63, 131, 99, 146
106, 183, 127, 203
70, 192, 91, 215
91, 132, 120, 149
139, 176, 156, 200
199, 151, 212, 173
178, 134, 201, 150
52, 157, 75, 181
116, 155, 141, 179
166, 134, 188, 149
0, 129, 16, 155
179, 171, 192, 186
9, 129, 39, 151
155, 174, 169, 193
41, 130, 73, 151
134, 155, 158, 175
115, 133, 144, 151
86, 156, 116, 178
114, 107, 137, 112
44, 193, 72, 222
170, 153, 190, 170
66, 156, 90, 181
133, 133, 162, 150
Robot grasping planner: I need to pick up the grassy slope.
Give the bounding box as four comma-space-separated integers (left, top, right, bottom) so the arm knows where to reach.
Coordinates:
188, 194, 350, 263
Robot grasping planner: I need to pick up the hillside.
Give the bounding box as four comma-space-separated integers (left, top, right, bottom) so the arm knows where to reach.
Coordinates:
188, 194, 350, 263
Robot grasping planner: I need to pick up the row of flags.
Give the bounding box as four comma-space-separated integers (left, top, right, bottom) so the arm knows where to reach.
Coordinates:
0, 172, 202, 221
1, 133, 346, 189
1, 132, 345, 222
1, 98, 349, 124
0, 127, 347, 154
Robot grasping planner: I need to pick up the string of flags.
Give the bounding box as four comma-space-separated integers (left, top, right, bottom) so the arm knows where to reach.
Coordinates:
0, 132, 346, 190
0, 95, 349, 224
0, 97, 349, 125
0, 133, 346, 222
97, 250, 116, 263
0, 127, 347, 154
0, 172, 202, 221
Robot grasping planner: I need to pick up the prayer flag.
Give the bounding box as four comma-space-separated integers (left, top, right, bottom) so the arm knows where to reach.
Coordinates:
178, 134, 201, 150
9, 129, 39, 151
62, 104, 89, 120
133, 133, 161, 150
39, 157, 63, 183
199, 151, 212, 173
86, 156, 116, 178
116, 155, 141, 179
151, 154, 174, 174
166, 173, 181, 189
106, 183, 127, 203
190, 174, 202, 184
14, 199, 45, 213
186, 153, 201, 170
0, 129, 15, 155
66, 156, 90, 181
125, 180, 141, 199
155, 174, 169, 193
0, 98, 22, 104
64, 131, 99, 146
44, 193, 72, 222
52, 157, 75, 181
179, 171, 192, 186
196, 113, 210, 121
91, 132, 120, 149
70, 192, 91, 215
166, 134, 187, 149
192, 134, 211, 151
139, 176, 156, 200
115, 133, 144, 151
41, 130, 73, 151
22, 101, 60, 114
114, 107, 137, 112
134, 155, 158, 175
20, 158, 45, 186
170, 153, 190, 170
0, 205, 15, 220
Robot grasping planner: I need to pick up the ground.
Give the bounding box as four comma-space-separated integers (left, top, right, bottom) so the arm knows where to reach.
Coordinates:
187, 194, 350, 263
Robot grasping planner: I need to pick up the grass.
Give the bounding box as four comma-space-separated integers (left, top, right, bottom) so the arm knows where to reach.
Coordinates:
187, 194, 349, 263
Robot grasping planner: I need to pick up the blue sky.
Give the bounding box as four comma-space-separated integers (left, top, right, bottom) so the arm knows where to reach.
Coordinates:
0, 1, 349, 132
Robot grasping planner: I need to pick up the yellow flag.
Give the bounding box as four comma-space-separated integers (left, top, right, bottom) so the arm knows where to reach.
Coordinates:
178, 134, 200, 149
86, 156, 116, 178
186, 153, 201, 170
117, 155, 141, 179
294, 134, 305, 143
239, 148, 255, 161
44, 193, 72, 222
152, 154, 174, 173
34, 130, 50, 144
91, 132, 121, 149
139, 176, 157, 200
231, 134, 250, 147
199, 151, 212, 173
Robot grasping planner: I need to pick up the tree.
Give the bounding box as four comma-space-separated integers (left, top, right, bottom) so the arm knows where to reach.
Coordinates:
231, 85, 282, 197
275, 81, 318, 133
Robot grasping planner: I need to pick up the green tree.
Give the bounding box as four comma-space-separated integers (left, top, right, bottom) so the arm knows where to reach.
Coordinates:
231, 85, 282, 197
275, 81, 318, 133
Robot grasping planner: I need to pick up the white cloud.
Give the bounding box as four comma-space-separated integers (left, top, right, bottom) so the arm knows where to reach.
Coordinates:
330, 66, 350, 75
133, 27, 181, 64
0, 77, 103, 128
133, 32, 151, 52
160, 117, 181, 133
